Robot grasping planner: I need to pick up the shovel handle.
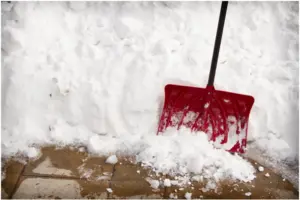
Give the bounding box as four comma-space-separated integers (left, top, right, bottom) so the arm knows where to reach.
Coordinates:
207, 1, 228, 87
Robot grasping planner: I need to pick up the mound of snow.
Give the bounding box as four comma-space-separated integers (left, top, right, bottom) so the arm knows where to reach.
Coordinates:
106, 188, 113, 193
106, 155, 118, 164
185, 192, 192, 199
245, 192, 251, 196
164, 179, 171, 187
146, 178, 160, 189
1, 1, 298, 186
87, 127, 256, 184
258, 166, 264, 172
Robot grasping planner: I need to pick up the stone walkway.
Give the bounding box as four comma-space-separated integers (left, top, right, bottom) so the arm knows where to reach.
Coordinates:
1, 146, 299, 199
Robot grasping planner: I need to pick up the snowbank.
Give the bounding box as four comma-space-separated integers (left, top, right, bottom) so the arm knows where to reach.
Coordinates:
1, 1, 298, 184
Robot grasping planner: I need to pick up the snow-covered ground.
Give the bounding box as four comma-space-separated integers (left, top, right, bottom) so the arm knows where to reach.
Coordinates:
1, 1, 299, 187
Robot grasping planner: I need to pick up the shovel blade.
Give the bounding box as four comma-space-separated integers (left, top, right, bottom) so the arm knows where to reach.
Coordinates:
157, 84, 255, 153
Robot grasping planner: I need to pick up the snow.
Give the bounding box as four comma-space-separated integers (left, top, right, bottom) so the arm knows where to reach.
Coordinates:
106, 188, 113, 193
27, 147, 40, 158
1, 1, 298, 186
164, 179, 171, 187
105, 155, 118, 165
192, 175, 204, 182
146, 178, 160, 189
171, 180, 179, 186
78, 147, 86, 152
201, 181, 218, 193
265, 173, 270, 177
245, 192, 252, 196
105, 127, 255, 185
258, 166, 264, 172
185, 192, 192, 199
169, 193, 178, 199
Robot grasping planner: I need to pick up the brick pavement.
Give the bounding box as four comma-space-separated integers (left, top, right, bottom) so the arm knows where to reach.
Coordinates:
1, 146, 299, 199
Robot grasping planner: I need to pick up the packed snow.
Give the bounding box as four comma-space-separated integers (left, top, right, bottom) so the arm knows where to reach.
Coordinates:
105, 155, 118, 164
169, 193, 178, 199
164, 179, 171, 187
27, 147, 40, 159
245, 192, 252, 196
146, 178, 160, 189
89, 127, 257, 184
1, 1, 299, 186
185, 192, 192, 199
171, 180, 179, 186
258, 166, 264, 172
106, 188, 113, 193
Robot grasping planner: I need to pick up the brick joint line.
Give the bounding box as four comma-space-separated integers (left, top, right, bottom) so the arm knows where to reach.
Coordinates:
9, 164, 26, 199
22, 174, 85, 180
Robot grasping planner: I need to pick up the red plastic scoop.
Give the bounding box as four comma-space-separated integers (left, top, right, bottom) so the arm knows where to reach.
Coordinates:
157, 84, 254, 153
156, 2, 255, 153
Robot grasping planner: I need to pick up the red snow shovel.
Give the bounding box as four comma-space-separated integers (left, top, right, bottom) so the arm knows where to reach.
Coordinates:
157, 1, 255, 153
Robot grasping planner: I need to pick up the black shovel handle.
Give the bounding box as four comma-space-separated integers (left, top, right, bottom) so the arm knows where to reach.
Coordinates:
207, 1, 228, 87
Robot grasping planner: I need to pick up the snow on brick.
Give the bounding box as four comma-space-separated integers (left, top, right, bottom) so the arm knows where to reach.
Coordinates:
258, 166, 264, 172
185, 192, 192, 199
245, 192, 252, 196
164, 179, 171, 187
106, 155, 118, 165
106, 188, 113, 193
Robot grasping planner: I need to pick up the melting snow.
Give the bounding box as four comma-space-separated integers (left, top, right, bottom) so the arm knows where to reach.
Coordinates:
164, 179, 171, 187
185, 192, 192, 199
258, 166, 264, 172
106, 155, 118, 164
245, 192, 252, 196
106, 188, 113, 193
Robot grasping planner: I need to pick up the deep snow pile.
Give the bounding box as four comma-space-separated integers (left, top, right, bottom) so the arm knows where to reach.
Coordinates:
1, 1, 299, 185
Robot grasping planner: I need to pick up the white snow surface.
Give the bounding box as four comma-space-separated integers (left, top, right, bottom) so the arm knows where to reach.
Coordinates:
106, 188, 113, 193
27, 147, 40, 159
185, 192, 192, 199
146, 178, 160, 189
258, 166, 264, 172
105, 155, 118, 164
1, 1, 299, 185
245, 192, 252, 196
164, 179, 171, 187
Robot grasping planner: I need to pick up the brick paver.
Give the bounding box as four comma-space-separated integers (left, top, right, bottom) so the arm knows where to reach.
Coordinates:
1, 146, 299, 199
1, 160, 25, 199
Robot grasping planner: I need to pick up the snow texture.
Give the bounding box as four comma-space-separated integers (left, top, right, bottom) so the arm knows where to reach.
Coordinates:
146, 178, 160, 189
106, 188, 113, 193
169, 193, 178, 199
258, 166, 264, 172
185, 192, 192, 199
1, 1, 299, 185
105, 155, 118, 164
27, 147, 40, 158
245, 192, 252, 196
171, 180, 179, 186
164, 179, 171, 187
